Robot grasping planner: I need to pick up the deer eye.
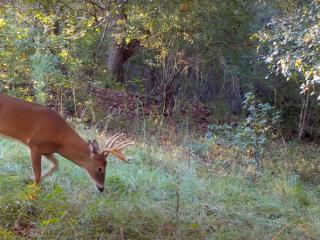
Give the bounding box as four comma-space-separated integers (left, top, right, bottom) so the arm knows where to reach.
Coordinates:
98, 167, 103, 172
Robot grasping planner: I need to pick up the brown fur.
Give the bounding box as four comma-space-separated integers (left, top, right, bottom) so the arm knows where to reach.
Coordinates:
0, 94, 107, 190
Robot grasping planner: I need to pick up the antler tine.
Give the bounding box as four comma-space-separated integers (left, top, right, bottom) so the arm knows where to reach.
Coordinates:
105, 133, 124, 149
108, 149, 130, 163
102, 133, 134, 163
112, 141, 135, 151
106, 133, 123, 147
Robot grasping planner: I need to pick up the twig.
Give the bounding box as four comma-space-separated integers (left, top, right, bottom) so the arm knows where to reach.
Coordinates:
0, 142, 3, 159
272, 221, 298, 240
120, 227, 124, 240
95, 19, 110, 62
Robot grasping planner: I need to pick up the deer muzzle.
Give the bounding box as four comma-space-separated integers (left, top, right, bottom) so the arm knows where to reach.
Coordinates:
97, 185, 104, 192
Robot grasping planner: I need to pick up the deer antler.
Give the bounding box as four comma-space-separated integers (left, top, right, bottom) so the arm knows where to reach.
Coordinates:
102, 133, 134, 163
105, 133, 124, 148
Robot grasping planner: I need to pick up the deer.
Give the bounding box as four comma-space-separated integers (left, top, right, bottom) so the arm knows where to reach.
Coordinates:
0, 94, 134, 192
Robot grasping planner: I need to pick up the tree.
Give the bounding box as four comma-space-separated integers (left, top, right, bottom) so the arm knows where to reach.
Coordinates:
120, 0, 256, 117
257, 0, 320, 138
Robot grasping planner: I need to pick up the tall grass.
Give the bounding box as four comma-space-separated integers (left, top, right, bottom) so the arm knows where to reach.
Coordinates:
0, 125, 319, 239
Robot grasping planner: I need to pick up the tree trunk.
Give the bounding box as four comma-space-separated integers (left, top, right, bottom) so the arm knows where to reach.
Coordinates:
107, 45, 124, 82
162, 84, 175, 118
225, 78, 242, 114
298, 91, 310, 139
105, 0, 140, 82
107, 39, 140, 82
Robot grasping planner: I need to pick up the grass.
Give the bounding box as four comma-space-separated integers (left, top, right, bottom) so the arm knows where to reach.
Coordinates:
0, 125, 320, 239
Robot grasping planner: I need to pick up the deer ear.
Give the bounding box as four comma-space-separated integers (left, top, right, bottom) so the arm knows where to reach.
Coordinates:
88, 139, 100, 154
92, 139, 100, 152
88, 140, 95, 154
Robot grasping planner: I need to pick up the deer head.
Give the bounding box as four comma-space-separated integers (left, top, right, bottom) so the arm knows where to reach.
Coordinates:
87, 133, 134, 192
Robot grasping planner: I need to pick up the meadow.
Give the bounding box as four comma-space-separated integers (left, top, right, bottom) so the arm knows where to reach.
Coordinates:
0, 123, 319, 239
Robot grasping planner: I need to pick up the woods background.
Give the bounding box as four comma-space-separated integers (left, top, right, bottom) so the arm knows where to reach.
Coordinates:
1, 0, 318, 138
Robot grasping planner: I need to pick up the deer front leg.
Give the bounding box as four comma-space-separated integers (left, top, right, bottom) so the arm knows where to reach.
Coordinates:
30, 147, 42, 185
42, 154, 58, 179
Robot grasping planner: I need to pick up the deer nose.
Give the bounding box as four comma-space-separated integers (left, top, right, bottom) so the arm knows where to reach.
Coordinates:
97, 186, 104, 192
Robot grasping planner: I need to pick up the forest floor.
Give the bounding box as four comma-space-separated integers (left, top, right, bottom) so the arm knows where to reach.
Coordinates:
0, 122, 320, 239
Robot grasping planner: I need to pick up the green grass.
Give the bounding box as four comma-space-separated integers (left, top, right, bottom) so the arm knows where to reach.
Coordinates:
0, 127, 320, 239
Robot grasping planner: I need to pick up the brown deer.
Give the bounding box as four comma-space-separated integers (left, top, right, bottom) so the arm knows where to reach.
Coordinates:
0, 94, 133, 192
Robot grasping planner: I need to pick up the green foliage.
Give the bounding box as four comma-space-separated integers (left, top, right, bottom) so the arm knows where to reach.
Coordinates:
0, 3, 100, 104
243, 92, 281, 133
208, 93, 280, 169
256, 0, 320, 137
30, 49, 60, 103
257, 0, 320, 96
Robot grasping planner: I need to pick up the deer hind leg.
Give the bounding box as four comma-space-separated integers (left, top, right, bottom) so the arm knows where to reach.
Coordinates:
30, 147, 42, 185
42, 154, 58, 179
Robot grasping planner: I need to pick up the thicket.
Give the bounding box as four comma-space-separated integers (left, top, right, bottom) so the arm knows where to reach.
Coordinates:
1, 0, 318, 138
0, 2, 275, 125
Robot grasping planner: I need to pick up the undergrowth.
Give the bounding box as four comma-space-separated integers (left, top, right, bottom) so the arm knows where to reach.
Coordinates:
0, 124, 320, 239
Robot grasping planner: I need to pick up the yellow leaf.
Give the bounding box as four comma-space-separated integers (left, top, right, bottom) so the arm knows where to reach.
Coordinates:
59, 49, 69, 60
295, 59, 302, 68
0, 19, 6, 29
250, 33, 259, 40
25, 96, 33, 102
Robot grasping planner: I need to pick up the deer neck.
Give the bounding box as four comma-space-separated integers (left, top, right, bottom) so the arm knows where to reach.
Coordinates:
57, 132, 91, 169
